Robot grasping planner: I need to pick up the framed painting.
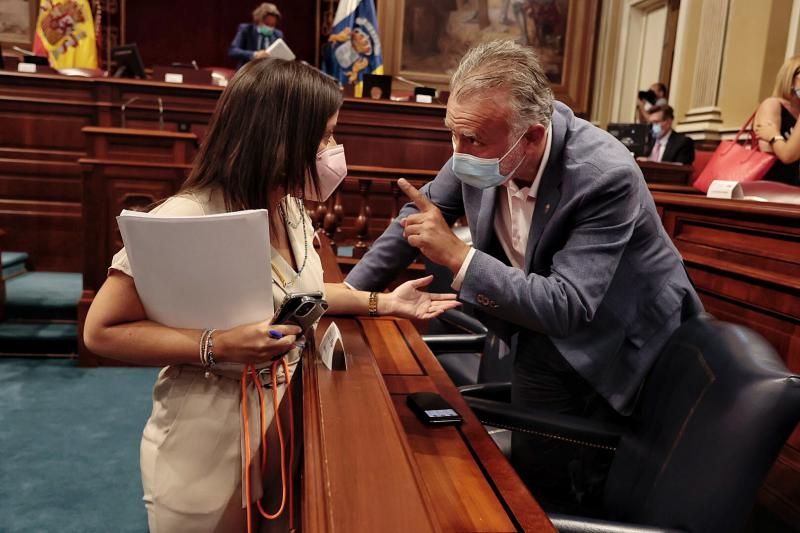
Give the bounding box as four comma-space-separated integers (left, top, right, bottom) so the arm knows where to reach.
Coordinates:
379, 0, 599, 115
0, 0, 38, 50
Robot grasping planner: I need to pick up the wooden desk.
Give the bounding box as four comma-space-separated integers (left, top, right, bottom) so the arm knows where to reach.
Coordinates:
637, 160, 694, 185
304, 237, 553, 532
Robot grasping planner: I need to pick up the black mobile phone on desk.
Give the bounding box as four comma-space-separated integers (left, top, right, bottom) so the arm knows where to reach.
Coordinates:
407, 392, 463, 426
273, 292, 328, 333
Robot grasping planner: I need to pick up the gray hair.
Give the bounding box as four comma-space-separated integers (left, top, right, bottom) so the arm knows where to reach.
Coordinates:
450, 40, 554, 133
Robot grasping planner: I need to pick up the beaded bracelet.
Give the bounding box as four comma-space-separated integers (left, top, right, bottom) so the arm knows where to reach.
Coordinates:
199, 328, 217, 371
199, 329, 211, 366
205, 329, 217, 369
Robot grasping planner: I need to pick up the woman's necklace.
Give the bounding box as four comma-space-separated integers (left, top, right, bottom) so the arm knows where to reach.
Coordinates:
273, 197, 308, 289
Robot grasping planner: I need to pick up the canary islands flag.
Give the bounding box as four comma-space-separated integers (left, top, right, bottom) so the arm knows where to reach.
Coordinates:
33, 0, 98, 69
322, 0, 383, 97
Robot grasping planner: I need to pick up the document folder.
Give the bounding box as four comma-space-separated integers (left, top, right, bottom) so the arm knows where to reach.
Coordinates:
117, 209, 273, 330
266, 38, 296, 61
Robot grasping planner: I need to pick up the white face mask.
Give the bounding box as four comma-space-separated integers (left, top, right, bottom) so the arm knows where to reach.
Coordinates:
305, 145, 347, 202
451, 131, 527, 189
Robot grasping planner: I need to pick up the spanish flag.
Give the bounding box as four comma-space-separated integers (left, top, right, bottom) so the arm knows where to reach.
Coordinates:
33, 0, 98, 69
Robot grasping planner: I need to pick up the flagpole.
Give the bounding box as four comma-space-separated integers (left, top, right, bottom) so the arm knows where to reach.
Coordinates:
105, 0, 111, 73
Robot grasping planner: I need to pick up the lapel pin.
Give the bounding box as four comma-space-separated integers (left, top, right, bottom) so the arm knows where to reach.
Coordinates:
544, 203, 551, 213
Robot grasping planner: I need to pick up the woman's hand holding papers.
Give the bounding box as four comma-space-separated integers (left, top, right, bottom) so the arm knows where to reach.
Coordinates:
214, 322, 301, 364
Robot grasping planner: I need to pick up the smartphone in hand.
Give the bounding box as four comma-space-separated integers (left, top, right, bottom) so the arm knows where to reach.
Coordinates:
273, 291, 328, 333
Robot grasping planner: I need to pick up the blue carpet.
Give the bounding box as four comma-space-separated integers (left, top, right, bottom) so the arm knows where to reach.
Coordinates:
0, 359, 159, 532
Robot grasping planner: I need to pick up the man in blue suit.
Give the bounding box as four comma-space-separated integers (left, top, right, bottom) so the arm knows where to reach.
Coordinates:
229, 3, 285, 68
345, 40, 703, 508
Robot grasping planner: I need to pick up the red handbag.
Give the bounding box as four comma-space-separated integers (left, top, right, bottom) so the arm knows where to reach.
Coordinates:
693, 111, 776, 193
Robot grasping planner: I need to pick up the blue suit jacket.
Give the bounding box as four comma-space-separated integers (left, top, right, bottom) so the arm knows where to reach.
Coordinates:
228, 23, 285, 68
345, 102, 704, 414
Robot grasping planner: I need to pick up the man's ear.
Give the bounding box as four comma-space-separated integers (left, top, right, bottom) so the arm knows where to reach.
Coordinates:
524, 124, 547, 146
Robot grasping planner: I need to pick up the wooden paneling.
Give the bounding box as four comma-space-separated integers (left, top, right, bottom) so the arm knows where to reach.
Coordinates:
336, 99, 451, 170
78, 128, 196, 367
0, 70, 452, 271
125, 0, 318, 69
653, 193, 800, 369
0, 198, 81, 273
637, 160, 693, 185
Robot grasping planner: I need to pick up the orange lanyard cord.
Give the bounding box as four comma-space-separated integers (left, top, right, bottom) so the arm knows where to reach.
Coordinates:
241, 367, 254, 533
250, 366, 269, 470
241, 359, 295, 533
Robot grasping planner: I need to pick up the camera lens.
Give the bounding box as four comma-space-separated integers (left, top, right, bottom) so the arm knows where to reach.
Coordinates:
297, 302, 314, 316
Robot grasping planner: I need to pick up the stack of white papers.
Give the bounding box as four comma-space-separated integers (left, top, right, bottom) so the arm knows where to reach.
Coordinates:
266, 38, 296, 61
117, 209, 273, 330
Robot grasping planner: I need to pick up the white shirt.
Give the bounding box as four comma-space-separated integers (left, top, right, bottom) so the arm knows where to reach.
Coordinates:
649, 130, 672, 162
452, 124, 553, 290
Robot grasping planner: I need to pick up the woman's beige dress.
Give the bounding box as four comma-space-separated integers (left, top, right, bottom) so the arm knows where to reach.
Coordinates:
109, 189, 324, 532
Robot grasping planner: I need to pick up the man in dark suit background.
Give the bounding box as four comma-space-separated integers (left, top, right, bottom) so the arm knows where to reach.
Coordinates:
229, 3, 285, 69
643, 104, 695, 165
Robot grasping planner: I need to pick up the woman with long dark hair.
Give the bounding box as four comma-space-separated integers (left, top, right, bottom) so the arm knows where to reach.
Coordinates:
84, 58, 458, 532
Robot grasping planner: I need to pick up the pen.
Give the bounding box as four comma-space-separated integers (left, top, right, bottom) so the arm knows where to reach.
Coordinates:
268, 329, 284, 340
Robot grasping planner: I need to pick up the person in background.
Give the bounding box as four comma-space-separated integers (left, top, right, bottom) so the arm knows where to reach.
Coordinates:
637, 82, 668, 122
639, 105, 695, 165
83, 58, 458, 532
229, 3, 285, 68
755, 55, 800, 186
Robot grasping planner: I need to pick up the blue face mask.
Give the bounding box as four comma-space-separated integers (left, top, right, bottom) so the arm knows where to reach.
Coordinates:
451, 132, 527, 189
651, 123, 662, 139
257, 25, 275, 37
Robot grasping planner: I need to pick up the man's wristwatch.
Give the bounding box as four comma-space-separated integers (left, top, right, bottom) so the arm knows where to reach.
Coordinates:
768, 134, 786, 145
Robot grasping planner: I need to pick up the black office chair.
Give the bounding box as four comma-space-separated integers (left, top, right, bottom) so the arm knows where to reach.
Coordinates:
421, 224, 516, 387
460, 315, 800, 533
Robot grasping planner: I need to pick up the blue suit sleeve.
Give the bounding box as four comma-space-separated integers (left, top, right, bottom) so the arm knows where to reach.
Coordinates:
459, 165, 640, 337
229, 24, 255, 62
345, 159, 464, 291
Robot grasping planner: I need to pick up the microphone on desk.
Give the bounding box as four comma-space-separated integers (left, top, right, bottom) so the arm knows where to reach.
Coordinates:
394, 75, 425, 88
121, 96, 165, 130
394, 76, 442, 103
